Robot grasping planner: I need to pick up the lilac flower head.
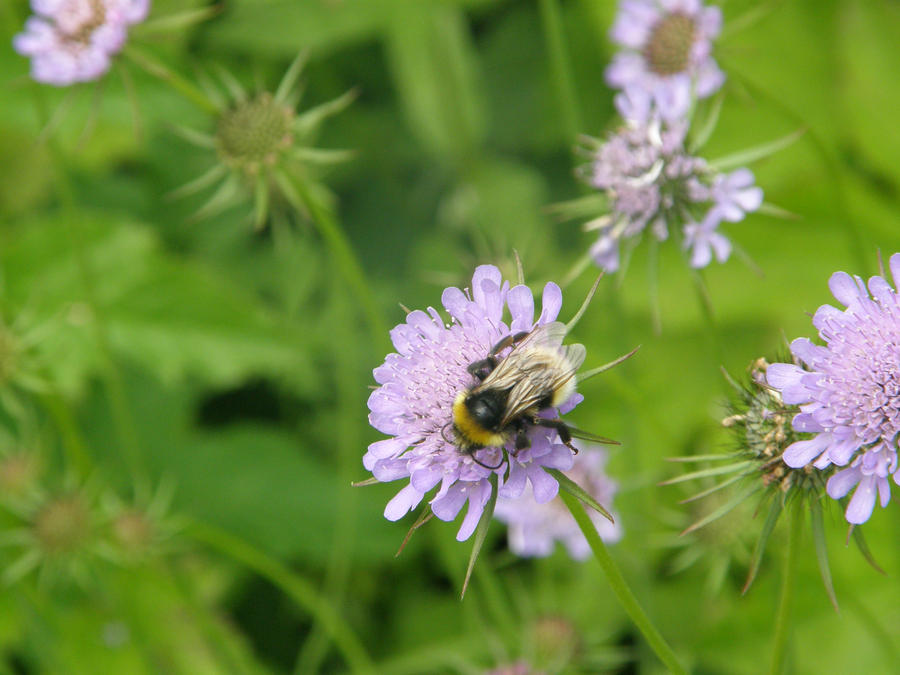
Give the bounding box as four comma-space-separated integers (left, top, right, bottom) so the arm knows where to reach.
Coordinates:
13, 0, 149, 86
606, 0, 725, 121
366, 266, 582, 541
766, 254, 900, 524
579, 119, 761, 272
494, 445, 622, 559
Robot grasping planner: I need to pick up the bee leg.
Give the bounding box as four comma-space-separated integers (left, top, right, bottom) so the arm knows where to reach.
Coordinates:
467, 448, 505, 471
514, 430, 531, 451
467, 357, 497, 382
535, 418, 579, 454
488, 330, 530, 357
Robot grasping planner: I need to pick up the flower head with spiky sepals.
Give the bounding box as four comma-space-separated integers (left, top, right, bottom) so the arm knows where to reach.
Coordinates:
13, 0, 149, 86
606, 0, 725, 121
173, 53, 355, 230
766, 254, 900, 525
576, 119, 762, 274
0, 477, 105, 587
366, 266, 581, 541
666, 357, 884, 606
494, 444, 621, 559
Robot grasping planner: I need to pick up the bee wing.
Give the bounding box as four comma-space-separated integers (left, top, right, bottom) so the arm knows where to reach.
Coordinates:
479, 322, 571, 391
477, 322, 585, 426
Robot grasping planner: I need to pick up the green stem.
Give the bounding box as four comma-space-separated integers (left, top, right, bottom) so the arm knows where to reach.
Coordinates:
122, 44, 219, 115
559, 491, 687, 674
288, 177, 389, 352
37, 390, 92, 477
538, 0, 583, 142
185, 520, 375, 675
769, 502, 801, 674
293, 278, 363, 673
33, 92, 146, 489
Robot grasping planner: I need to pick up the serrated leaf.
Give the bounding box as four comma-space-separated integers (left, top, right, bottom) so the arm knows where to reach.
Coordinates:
0, 214, 317, 394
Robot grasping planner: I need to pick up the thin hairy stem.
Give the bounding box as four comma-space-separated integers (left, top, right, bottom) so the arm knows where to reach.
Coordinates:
559, 491, 687, 674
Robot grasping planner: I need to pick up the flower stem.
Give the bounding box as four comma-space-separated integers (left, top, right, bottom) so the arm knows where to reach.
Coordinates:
769, 501, 801, 674
559, 491, 687, 674
538, 0, 583, 142
185, 519, 376, 675
35, 93, 146, 490
123, 44, 220, 115
285, 175, 389, 351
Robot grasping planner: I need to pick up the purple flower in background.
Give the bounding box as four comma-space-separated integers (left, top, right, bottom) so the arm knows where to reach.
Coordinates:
682, 208, 730, 268
13, 0, 149, 86
494, 446, 622, 559
767, 254, 900, 524
606, 0, 725, 121
579, 120, 761, 272
366, 266, 579, 541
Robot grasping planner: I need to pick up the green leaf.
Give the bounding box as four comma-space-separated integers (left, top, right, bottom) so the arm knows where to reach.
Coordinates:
547, 467, 613, 524
742, 496, 782, 594
461, 473, 497, 599
384, 3, 485, 160
809, 496, 839, 612
0, 213, 317, 394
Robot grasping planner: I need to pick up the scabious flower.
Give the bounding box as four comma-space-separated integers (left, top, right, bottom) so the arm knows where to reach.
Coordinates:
366, 266, 582, 541
766, 254, 900, 525
13, 0, 149, 86
494, 445, 621, 559
606, 0, 725, 121
578, 119, 762, 272
174, 54, 355, 229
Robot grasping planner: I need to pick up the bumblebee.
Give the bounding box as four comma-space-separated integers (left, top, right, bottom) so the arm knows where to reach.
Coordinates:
450, 322, 614, 469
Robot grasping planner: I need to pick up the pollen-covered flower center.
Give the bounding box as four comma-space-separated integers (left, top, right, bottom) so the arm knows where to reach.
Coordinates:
850, 348, 900, 441
643, 13, 696, 76
216, 94, 294, 171
33, 495, 90, 554
56, 0, 107, 45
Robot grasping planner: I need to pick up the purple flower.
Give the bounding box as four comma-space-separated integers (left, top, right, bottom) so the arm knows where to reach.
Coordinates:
606, 0, 725, 121
580, 120, 761, 272
494, 446, 622, 559
682, 208, 730, 268
366, 266, 580, 541
13, 0, 150, 87
711, 168, 764, 222
766, 254, 900, 524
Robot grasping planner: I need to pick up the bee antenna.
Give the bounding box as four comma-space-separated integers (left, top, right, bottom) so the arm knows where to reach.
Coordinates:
565, 272, 604, 333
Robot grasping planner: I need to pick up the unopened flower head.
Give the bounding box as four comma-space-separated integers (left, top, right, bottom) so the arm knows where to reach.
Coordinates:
606, 0, 725, 121
13, 0, 149, 86
767, 254, 900, 524
0, 485, 102, 586
175, 54, 355, 230
579, 119, 762, 272
366, 266, 599, 541
721, 358, 825, 495
494, 445, 621, 559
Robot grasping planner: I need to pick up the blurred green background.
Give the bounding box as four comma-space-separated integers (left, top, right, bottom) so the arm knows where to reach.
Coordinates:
1, 0, 899, 673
